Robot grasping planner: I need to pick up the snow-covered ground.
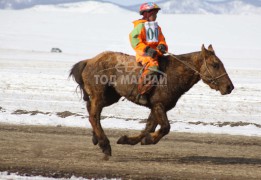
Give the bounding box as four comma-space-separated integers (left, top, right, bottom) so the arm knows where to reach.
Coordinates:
0, 1, 260, 137
0, 172, 84, 180
0, 171, 118, 180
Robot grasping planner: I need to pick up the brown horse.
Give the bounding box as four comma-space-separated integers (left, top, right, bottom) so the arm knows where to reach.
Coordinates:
69, 45, 234, 160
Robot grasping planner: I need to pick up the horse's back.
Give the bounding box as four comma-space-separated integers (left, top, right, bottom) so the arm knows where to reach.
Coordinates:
82, 51, 138, 84
86, 51, 136, 65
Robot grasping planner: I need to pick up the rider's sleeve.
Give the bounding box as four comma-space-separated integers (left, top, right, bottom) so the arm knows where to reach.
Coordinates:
158, 26, 168, 52
129, 23, 148, 55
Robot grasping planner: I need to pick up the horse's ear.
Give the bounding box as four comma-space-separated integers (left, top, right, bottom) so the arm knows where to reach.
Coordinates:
201, 44, 207, 57
208, 44, 215, 53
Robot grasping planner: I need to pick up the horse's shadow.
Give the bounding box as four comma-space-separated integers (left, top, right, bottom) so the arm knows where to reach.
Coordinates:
179, 156, 261, 165
117, 155, 261, 165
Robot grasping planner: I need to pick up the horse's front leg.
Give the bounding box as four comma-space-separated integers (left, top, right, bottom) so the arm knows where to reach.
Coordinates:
117, 111, 158, 145
141, 103, 170, 145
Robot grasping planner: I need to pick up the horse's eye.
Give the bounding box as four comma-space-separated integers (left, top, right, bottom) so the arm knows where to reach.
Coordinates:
212, 63, 219, 69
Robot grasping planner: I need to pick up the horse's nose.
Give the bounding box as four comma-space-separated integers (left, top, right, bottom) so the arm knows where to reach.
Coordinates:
226, 84, 234, 94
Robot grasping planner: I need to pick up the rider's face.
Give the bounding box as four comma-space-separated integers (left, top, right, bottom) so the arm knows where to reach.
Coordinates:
148, 12, 157, 21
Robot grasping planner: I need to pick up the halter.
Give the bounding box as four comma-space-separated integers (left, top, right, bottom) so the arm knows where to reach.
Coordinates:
165, 53, 227, 85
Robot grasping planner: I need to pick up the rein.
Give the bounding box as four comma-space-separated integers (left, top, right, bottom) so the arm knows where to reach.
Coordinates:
165, 52, 227, 85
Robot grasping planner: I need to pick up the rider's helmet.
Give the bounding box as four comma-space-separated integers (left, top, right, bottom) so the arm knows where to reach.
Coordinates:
139, 2, 161, 15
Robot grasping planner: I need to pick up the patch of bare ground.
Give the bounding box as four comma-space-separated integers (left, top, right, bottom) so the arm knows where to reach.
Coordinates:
12, 110, 50, 116
0, 124, 260, 179
10, 109, 84, 119
56, 111, 82, 118
189, 121, 261, 128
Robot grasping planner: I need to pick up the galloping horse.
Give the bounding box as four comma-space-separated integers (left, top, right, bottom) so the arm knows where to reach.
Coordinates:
70, 45, 234, 160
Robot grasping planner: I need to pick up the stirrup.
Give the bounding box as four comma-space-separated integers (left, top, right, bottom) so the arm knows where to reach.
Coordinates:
136, 94, 148, 105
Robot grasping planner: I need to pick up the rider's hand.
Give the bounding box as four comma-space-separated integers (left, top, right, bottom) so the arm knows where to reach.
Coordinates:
144, 46, 157, 58
157, 44, 167, 54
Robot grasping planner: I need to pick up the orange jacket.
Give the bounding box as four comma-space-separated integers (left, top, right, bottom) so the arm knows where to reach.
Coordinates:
129, 19, 168, 62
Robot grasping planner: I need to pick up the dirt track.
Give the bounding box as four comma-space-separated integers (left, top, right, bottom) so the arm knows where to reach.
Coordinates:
0, 124, 260, 179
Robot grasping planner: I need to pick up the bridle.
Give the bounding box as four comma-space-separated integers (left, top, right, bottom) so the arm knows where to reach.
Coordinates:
165, 52, 227, 85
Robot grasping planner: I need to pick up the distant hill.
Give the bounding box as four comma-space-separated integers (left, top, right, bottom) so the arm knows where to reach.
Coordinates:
157, 0, 261, 14
0, 0, 130, 14
1, 0, 261, 15
28, 1, 129, 14
0, 0, 87, 9
127, 0, 261, 15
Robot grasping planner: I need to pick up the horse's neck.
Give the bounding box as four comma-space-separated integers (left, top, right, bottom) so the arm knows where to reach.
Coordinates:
167, 51, 202, 92
175, 51, 203, 71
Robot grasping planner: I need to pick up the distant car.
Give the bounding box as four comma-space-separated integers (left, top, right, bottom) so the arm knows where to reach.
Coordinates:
51, 48, 62, 53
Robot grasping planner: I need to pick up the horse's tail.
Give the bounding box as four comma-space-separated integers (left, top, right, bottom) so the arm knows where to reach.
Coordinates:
69, 60, 89, 101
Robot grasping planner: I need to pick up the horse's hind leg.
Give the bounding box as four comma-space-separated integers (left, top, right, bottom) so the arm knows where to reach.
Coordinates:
141, 103, 170, 145
87, 96, 111, 160
117, 111, 158, 145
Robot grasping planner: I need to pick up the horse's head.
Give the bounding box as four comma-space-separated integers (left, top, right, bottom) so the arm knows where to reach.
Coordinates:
200, 44, 234, 95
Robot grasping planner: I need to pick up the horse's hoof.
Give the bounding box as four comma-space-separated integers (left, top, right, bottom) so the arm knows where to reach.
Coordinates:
92, 132, 98, 145
117, 135, 128, 144
141, 134, 153, 145
102, 145, 112, 157
92, 136, 98, 145
103, 154, 110, 161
